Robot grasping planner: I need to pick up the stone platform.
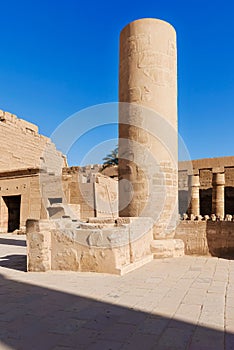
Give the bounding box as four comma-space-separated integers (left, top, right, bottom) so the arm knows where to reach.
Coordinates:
26, 217, 154, 275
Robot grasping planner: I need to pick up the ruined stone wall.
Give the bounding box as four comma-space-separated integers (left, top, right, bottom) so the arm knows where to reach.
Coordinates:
175, 221, 234, 258
62, 169, 95, 220
62, 168, 118, 220
80, 164, 102, 178
0, 109, 67, 232
0, 109, 65, 174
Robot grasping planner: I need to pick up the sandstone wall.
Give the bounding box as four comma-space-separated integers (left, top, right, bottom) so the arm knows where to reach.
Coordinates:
62, 168, 118, 220
62, 169, 95, 220
175, 221, 234, 258
0, 109, 67, 232
0, 172, 44, 232
0, 109, 65, 174
179, 156, 234, 171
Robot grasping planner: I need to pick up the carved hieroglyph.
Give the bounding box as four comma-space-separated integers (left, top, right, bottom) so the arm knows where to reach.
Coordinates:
119, 18, 178, 238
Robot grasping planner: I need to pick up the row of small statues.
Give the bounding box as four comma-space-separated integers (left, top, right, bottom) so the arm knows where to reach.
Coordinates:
181, 213, 234, 222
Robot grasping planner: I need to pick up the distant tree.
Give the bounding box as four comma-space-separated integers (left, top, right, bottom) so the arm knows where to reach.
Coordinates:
102, 147, 118, 169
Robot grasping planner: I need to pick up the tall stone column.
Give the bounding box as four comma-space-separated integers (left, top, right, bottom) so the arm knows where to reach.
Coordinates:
119, 18, 178, 237
212, 172, 225, 219
188, 174, 200, 217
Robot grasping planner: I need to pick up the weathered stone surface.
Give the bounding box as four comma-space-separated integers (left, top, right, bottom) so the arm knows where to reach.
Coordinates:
26, 217, 154, 274
62, 169, 118, 220
151, 239, 184, 259
0, 110, 64, 173
27, 220, 56, 272
87, 217, 116, 224
175, 220, 234, 258
0, 110, 66, 232
119, 18, 178, 238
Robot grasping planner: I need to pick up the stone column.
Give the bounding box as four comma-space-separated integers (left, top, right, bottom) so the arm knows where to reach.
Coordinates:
212, 172, 225, 219
119, 18, 178, 237
188, 174, 200, 217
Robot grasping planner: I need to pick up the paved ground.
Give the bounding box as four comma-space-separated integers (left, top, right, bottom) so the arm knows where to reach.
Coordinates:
0, 234, 233, 350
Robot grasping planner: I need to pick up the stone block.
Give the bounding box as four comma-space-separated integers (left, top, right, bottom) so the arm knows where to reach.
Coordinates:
27, 220, 52, 272
151, 239, 184, 259
26, 217, 154, 275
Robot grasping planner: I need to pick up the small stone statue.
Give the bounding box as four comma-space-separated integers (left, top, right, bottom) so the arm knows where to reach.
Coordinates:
225, 214, 232, 221
182, 213, 188, 220
190, 214, 195, 221
211, 214, 216, 221
204, 215, 210, 221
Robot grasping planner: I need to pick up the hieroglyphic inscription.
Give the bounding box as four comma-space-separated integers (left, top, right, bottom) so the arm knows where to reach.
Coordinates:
138, 49, 175, 87
128, 86, 152, 103
127, 34, 151, 56
126, 34, 176, 87
143, 68, 175, 87
138, 51, 175, 71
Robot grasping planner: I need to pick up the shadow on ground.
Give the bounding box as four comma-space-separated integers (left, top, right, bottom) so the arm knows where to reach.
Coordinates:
0, 237, 26, 247
0, 254, 27, 271
0, 272, 233, 350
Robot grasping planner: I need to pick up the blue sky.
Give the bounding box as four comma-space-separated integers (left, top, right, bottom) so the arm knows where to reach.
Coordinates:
0, 0, 233, 165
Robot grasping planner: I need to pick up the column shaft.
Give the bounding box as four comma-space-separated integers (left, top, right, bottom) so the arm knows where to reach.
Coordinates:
212, 172, 225, 218
118, 18, 178, 237
188, 174, 200, 217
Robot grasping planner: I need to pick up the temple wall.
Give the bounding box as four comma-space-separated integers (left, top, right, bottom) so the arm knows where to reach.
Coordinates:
0, 173, 43, 232
178, 157, 234, 216
175, 221, 234, 258
179, 156, 234, 171
0, 109, 66, 232
0, 109, 65, 174
62, 168, 118, 220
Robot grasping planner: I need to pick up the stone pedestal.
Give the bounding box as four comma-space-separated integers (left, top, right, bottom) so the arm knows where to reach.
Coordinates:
119, 18, 178, 238
188, 174, 200, 217
26, 217, 154, 275
212, 172, 225, 219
